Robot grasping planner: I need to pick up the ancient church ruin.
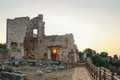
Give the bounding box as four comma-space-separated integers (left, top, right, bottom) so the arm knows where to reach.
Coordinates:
6, 14, 78, 62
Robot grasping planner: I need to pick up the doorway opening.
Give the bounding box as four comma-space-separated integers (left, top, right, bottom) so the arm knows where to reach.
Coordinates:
50, 48, 58, 61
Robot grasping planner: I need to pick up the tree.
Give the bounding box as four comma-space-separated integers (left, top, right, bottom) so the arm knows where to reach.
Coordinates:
101, 58, 110, 68
0, 43, 6, 49
83, 48, 93, 57
111, 56, 120, 67
113, 54, 118, 59
91, 54, 109, 68
100, 52, 108, 58
91, 54, 101, 66
78, 51, 83, 59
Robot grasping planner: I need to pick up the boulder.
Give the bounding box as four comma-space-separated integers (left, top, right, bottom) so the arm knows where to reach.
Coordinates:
35, 70, 43, 76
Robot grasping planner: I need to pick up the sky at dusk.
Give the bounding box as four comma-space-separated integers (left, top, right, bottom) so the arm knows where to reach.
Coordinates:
0, 0, 120, 56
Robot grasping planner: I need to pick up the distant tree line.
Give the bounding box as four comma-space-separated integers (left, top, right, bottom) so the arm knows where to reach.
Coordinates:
78, 48, 120, 75
0, 43, 6, 49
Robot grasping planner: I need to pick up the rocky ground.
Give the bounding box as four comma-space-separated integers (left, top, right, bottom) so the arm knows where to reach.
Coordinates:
0, 60, 91, 80
12, 65, 74, 80
13, 66, 91, 80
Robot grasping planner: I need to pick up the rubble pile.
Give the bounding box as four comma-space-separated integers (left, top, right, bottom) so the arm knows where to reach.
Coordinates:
0, 59, 76, 80
0, 71, 26, 80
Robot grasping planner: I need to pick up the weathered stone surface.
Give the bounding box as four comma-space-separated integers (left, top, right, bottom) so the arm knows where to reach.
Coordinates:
35, 70, 43, 76
6, 14, 78, 63
7, 17, 30, 59
0, 49, 8, 61
0, 71, 26, 80
46, 70, 52, 73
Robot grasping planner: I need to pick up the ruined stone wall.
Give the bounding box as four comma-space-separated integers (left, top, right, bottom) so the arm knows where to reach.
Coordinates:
29, 14, 45, 38
0, 49, 8, 60
7, 14, 78, 62
44, 33, 77, 62
7, 17, 30, 59
26, 15, 45, 59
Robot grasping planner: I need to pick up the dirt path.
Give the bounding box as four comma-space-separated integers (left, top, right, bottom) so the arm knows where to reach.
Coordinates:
72, 67, 91, 80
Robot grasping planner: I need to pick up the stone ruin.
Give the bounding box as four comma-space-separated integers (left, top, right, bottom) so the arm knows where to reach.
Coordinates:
6, 14, 78, 62
0, 49, 8, 60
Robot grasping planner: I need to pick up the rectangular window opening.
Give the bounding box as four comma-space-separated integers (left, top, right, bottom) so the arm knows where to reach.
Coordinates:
33, 29, 38, 38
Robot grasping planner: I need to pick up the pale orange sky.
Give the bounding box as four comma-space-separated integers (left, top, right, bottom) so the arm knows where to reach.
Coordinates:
0, 0, 120, 56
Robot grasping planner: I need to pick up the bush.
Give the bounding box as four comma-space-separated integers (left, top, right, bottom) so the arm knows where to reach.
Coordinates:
91, 54, 109, 68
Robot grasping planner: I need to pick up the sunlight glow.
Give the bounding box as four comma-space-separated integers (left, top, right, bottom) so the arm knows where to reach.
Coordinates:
51, 48, 58, 54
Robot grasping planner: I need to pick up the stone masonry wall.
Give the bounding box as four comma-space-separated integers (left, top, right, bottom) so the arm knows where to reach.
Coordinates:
7, 17, 30, 59
7, 14, 78, 62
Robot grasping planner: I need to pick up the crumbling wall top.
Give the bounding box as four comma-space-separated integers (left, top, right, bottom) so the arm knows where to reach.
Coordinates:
7, 17, 30, 21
